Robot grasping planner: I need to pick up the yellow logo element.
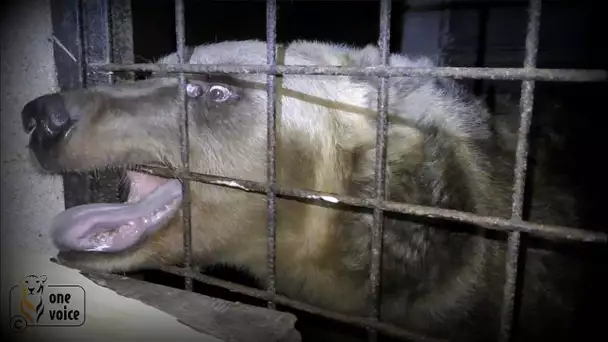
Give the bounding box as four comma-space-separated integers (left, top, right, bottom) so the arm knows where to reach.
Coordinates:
20, 275, 47, 324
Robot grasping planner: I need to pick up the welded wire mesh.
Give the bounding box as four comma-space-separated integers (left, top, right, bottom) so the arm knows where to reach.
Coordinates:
84, 0, 608, 341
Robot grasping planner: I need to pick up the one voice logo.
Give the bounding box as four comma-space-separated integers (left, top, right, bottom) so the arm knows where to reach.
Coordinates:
8, 274, 85, 333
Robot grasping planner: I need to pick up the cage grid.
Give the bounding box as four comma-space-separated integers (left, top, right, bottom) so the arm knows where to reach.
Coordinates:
52, 0, 608, 341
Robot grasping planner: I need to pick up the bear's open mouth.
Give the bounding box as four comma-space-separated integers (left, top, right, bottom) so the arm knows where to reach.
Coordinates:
51, 170, 183, 253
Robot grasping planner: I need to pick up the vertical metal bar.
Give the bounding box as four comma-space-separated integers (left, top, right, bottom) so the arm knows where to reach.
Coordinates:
174, 0, 193, 292
50, 0, 89, 209
49, 0, 85, 91
369, 0, 392, 341
110, 0, 135, 82
81, 0, 127, 204
101, 0, 136, 201
51, 0, 134, 209
499, 1, 541, 341
265, 0, 278, 310
81, 0, 112, 86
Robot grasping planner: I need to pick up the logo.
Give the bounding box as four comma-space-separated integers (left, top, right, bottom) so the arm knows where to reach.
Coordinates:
8, 274, 85, 333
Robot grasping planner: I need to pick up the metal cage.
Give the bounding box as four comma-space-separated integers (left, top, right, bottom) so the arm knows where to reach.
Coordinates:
49, 0, 608, 341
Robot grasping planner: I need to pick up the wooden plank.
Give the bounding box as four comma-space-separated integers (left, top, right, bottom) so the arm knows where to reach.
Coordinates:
74, 270, 301, 342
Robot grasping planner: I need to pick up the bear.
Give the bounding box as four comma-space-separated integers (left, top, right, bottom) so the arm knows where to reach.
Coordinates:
22, 40, 593, 341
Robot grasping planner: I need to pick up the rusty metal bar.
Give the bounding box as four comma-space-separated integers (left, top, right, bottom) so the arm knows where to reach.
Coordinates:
91, 63, 608, 82
265, 0, 278, 310
50, 0, 92, 209
499, 1, 542, 341
138, 166, 608, 245
158, 265, 447, 342
174, 0, 193, 292
109, 0, 135, 82
368, 1, 392, 341
80, 0, 131, 206
79, 1, 116, 205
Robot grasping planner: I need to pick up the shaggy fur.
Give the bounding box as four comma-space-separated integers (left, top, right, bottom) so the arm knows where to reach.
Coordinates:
25, 40, 587, 341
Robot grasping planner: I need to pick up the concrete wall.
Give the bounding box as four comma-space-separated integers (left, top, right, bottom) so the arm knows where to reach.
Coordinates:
0, 1, 217, 341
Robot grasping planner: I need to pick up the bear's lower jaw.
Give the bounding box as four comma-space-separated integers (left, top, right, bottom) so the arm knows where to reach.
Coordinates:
50, 171, 183, 253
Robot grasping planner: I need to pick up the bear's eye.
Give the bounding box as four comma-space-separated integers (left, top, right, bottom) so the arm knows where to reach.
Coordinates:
186, 82, 204, 98
207, 85, 232, 103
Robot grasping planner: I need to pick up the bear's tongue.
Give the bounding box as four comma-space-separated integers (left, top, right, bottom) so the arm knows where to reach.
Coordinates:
51, 171, 183, 252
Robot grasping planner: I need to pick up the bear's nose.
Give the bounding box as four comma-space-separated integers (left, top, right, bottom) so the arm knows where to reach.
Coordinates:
22, 93, 74, 171
22, 93, 72, 138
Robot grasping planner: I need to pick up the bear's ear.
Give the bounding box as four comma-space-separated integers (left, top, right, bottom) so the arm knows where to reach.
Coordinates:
39, 275, 47, 282
347, 44, 383, 88
152, 46, 196, 78
347, 45, 444, 127
347, 44, 436, 93
351, 44, 382, 67
156, 45, 195, 64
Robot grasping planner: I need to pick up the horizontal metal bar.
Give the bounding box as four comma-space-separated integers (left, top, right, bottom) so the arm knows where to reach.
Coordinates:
158, 265, 448, 342
90, 63, 608, 82
133, 165, 608, 244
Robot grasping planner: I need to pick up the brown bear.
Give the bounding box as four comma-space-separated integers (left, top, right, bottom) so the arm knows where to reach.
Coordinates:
22, 40, 589, 341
